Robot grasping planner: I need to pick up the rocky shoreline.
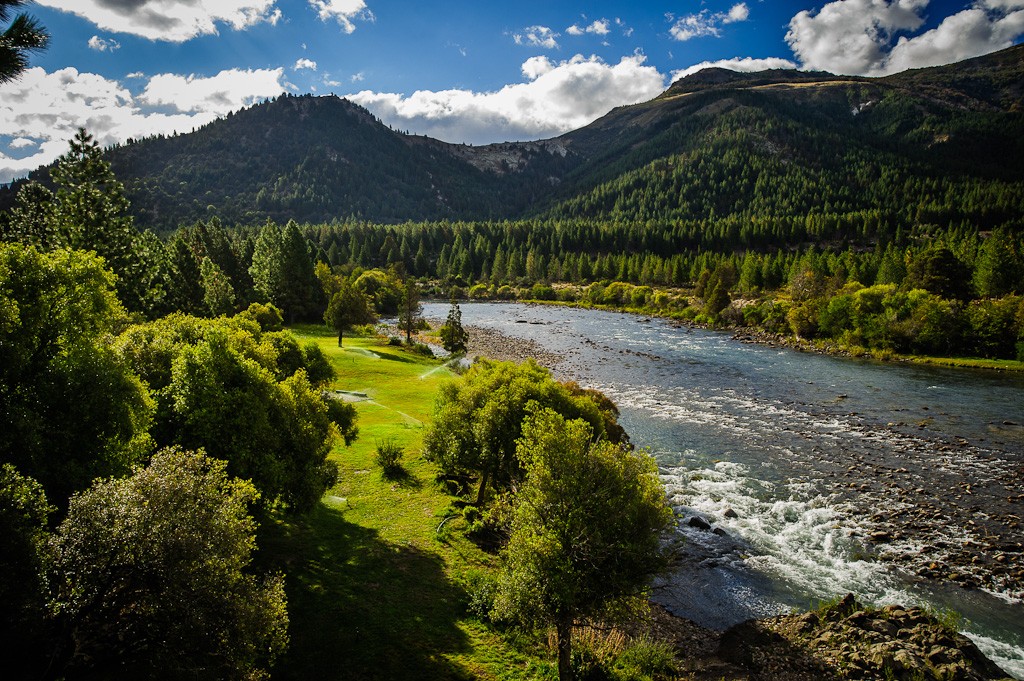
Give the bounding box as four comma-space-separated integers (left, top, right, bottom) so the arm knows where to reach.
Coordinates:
655, 594, 1015, 680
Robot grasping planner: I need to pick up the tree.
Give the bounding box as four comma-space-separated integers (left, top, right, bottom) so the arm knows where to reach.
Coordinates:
397, 277, 423, 344
116, 313, 347, 512
0, 0, 48, 84
438, 298, 469, 354
423, 359, 619, 504
325, 279, 375, 346
493, 409, 673, 681
974, 228, 1022, 298
51, 129, 148, 311
4, 130, 149, 312
0, 244, 154, 503
201, 256, 237, 316
46, 448, 289, 679
0, 464, 52, 672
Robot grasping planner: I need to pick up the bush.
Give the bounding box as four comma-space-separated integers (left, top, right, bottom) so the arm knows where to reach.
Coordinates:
374, 439, 404, 477
530, 283, 557, 300
461, 569, 498, 621
408, 342, 435, 357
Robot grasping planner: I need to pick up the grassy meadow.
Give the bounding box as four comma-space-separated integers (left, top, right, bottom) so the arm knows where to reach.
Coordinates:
258, 326, 551, 680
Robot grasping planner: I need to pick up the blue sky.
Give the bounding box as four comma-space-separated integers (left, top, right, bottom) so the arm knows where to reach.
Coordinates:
1, 0, 1022, 181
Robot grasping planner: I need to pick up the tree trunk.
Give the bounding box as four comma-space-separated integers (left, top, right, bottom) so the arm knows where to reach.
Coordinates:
557, 612, 573, 681
475, 468, 489, 506
338, 330, 343, 347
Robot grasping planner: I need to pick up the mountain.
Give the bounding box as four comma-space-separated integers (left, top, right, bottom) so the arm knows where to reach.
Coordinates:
2, 45, 1022, 234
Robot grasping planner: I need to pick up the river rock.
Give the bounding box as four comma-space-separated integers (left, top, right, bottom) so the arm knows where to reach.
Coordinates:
688, 516, 712, 531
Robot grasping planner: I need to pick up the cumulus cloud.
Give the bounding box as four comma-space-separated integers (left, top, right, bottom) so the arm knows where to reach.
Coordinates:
37, 0, 282, 42
514, 26, 560, 49
670, 3, 750, 41
139, 68, 286, 114
309, 0, 374, 33
0, 66, 287, 182
87, 35, 120, 52
726, 3, 751, 23
294, 58, 318, 71
786, 0, 1024, 76
346, 54, 666, 145
670, 56, 798, 82
566, 19, 611, 36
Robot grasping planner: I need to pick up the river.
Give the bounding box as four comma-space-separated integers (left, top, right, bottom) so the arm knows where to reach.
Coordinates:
422, 301, 1024, 678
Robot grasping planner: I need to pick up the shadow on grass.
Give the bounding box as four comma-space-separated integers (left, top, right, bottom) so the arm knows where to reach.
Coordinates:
367, 348, 422, 363
259, 504, 473, 681
381, 466, 423, 490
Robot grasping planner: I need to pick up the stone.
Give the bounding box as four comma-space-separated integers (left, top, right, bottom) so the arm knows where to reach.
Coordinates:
688, 516, 711, 531
724, 508, 739, 519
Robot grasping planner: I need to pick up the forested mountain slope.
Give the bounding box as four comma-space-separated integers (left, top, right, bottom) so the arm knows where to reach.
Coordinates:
1, 45, 1022, 235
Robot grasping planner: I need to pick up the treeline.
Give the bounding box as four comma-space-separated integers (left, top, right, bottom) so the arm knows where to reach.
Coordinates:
3, 130, 1018, 362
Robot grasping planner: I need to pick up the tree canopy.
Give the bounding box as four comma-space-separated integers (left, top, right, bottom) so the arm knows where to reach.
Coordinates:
493, 408, 673, 681
46, 448, 289, 680
424, 359, 623, 504
0, 243, 154, 503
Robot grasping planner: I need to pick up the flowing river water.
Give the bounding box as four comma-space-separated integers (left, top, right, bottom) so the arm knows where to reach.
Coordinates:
422, 302, 1024, 678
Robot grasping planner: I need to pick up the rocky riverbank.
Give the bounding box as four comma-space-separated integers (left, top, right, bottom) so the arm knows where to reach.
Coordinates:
650, 595, 1014, 680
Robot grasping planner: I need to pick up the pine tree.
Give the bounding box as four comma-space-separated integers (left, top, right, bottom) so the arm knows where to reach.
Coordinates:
438, 298, 469, 354
0, 0, 49, 84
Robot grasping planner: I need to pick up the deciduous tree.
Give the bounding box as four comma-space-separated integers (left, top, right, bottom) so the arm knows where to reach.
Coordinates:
493, 409, 673, 681
46, 448, 289, 680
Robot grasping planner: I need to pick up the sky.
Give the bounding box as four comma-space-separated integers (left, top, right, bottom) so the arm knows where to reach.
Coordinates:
1, 0, 1022, 182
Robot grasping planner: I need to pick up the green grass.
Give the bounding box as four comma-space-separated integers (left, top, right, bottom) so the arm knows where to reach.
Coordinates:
259, 326, 554, 680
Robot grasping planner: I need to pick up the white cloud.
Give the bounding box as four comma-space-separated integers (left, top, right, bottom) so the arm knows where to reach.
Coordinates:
126, 71, 145, 79
785, 0, 1024, 76
566, 19, 612, 37
309, 0, 374, 34
140, 68, 286, 114
725, 3, 750, 24
350, 72, 364, 83
37, 0, 281, 43
670, 56, 799, 82
346, 54, 666, 145
0, 66, 287, 182
9, 137, 37, 149
294, 58, 318, 71
514, 26, 560, 49
670, 3, 751, 41
87, 35, 120, 52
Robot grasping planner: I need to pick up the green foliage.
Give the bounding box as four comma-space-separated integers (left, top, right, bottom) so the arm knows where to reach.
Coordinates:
439, 299, 469, 354
239, 301, 285, 331
46, 448, 288, 679
3, 129, 152, 313
423, 359, 612, 504
0, 0, 49, 83
398, 277, 423, 343
354, 268, 404, 314
0, 463, 52, 669
249, 220, 318, 322
492, 409, 673, 680
324, 279, 376, 346
374, 438, 405, 477
115, 312, 346, 512
0, 244, 154, 502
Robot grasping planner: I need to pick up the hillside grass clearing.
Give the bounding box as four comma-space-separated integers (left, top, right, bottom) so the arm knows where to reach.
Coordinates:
257, 326, 554, 680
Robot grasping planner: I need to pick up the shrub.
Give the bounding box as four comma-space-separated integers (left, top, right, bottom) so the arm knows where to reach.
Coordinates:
374, 439, 404, 477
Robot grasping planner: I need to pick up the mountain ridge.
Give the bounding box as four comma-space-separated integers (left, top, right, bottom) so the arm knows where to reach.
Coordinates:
1, 44, 1022, 232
